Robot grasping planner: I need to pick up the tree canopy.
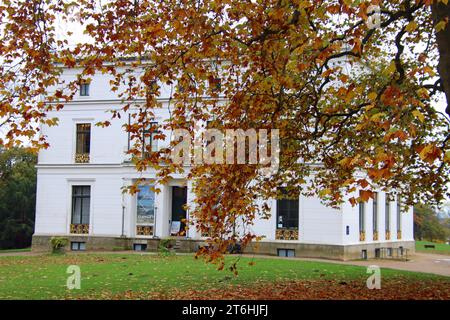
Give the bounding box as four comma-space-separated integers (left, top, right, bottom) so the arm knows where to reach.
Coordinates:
414, 204, 449, 242
1, 0, 450, 265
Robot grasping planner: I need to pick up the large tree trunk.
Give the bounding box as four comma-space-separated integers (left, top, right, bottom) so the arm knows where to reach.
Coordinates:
432, 1, 450, 116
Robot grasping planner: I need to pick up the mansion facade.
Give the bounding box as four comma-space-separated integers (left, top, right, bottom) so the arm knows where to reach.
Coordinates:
31, 67, 415, 260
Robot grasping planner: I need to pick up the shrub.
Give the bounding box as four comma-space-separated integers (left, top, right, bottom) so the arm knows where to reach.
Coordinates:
158, 238, 174, 256
50, 237, 68, 253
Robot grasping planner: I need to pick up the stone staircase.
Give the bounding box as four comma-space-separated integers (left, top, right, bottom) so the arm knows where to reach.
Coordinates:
172, 240, 182, 251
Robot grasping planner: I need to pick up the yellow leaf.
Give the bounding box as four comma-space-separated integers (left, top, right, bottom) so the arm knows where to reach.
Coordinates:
345, 90, 356, 103
368, 92, 377, 101
370, 112, 385, 122
435, 20, 447, 33
383, 61, 396, 76
423, 66, 436, 76
419, 144, 433, 161
319, 188, 332, 197
405, 21, 418, 33
444, 151, 450, 163
412, 110, 425, 123
339, 157, 351, 167
416, 88, 429, 99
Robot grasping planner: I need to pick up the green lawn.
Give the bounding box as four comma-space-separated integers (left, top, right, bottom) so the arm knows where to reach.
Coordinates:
416, 241, 450, 255
0, 253, 447, 299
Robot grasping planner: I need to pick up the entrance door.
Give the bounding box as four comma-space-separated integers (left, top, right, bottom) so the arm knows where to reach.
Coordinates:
171, 186, 187, 236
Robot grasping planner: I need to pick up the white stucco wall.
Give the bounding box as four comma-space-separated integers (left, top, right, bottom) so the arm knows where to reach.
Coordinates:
341, 191, 414, 245
35, 68, 414, 247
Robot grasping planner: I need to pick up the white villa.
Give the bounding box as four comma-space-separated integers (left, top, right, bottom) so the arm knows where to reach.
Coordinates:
32, 66, 415, 260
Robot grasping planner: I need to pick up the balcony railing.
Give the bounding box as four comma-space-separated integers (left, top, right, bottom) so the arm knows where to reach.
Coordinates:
373, 231, 379, 241
136, 225, 154, 236
397, 231, 402, 239
385, 230, 391, 240
75, 153, 90, 163
359, 231, 366, 241
70, 223, 89, 234
275, 228, 299, 240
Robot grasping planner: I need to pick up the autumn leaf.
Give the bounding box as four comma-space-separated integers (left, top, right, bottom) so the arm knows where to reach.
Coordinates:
418, 144, 442, 164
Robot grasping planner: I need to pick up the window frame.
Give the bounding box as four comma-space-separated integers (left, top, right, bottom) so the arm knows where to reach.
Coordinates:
397, 195, 402, 236
142, 121, 159, 157
359, 201, 365, 233
277, 248, 295, 257
385, 193, 391, 232
75, 122, 92, 163
71, 185, 91, 225
133, 243, 148, 251
79, 83, 90, 96
71, 242, 86, 251
358, 191, 366, 241
276, 188, 299, 230
373, 192, 378, 232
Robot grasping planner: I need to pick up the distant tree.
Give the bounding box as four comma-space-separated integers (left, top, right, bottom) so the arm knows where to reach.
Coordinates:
441, 218, 450, 241
414, 204, 449, 242
445, 218, 450, 228
0, 148, 37, 249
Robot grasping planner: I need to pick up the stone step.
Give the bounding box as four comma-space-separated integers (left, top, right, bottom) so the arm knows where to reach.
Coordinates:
172, 240, 182, 250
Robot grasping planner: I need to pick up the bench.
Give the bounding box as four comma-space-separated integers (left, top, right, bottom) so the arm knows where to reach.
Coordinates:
424, 244, 435, 249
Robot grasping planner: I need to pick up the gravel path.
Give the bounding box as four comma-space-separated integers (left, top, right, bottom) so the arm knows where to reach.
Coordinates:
243, 252, 450, 277
333, 252, 450, 277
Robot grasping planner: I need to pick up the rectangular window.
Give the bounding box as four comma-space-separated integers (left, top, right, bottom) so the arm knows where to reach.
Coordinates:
133, 243, 147, 251
277, 249, 295, 257
142, 122, 158, 157
70, 186, 90, 234
71, 242, 86, 251
75, 123, 91, 163
385, 193, 391, 240
359, 195, 365, 241
373, 192, 378, 240
276, 189, 299, 229
80, 83, 90, 96
397, 195, 402, 239
276, 188, 299, 240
